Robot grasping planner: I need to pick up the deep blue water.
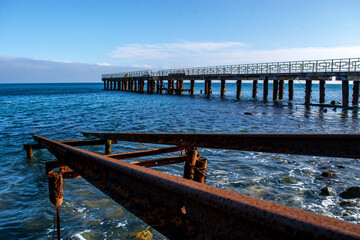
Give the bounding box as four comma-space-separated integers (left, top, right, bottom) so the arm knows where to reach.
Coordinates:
0, 82, 360, 239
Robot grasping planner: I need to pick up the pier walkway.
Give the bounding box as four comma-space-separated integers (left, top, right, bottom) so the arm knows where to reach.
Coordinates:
102, 57, 360, 107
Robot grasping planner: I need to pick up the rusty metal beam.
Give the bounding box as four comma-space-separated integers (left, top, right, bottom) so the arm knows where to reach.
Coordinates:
130, 156, 186, 168
34, 135, 360, 239
83, 132, 360, 159
24, 138, 109, 150
106, 146, 184, 160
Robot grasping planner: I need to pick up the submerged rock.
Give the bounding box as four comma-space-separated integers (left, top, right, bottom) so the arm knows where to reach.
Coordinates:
321, 170, 337, 178
280, 176, 297, 184
320, 186, 334, 196
330, 100, 340, 105
134, 230, 153, 240
244, 112, 256, 115
340, 187, 360, 199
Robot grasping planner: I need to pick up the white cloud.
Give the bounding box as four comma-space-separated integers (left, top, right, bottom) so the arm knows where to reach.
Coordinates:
96, 62, 113, 66
109, 41, 360, 68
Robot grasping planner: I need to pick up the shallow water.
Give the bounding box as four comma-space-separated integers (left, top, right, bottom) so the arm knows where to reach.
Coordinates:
0, 82, 359, 239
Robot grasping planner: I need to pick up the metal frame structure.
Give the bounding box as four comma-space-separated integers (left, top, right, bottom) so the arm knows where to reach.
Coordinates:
25, 132, 360, 239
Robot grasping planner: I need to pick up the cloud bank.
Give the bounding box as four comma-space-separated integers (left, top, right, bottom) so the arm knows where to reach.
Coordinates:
0, 56, 146, 83
110, 41, 360, 68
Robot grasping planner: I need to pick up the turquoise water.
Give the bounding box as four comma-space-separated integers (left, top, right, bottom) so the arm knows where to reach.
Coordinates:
1, 82, 360, 239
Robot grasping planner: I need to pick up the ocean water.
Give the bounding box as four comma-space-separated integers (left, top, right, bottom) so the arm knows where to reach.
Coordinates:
0, 82, 360, 239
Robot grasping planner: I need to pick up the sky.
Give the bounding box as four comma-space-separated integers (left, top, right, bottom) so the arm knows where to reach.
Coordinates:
1, 0, 360, 82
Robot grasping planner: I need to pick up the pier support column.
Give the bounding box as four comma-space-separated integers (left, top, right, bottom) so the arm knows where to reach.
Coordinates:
207, 80, 212, 96
204, 80, 208, 95
273, 80, 279, 100
305, 80, 312, 105
170, 80, 175, 94
156, 80, 160, 94
220, 79, 226, 97
319, 80, 325, 104
134, 80, 137, 91
160, 79, 163, 94
278, 80, 284, 100
236, 80, 242, 99
288, 80, 294, 100
111, 81, 114, 90
352, 81, 359, 106
176, 80, 182, 95
342, 80, 349, 107
263, 77, 268, 101
147, 79, 150, 93
24, 145, 33, 159
103, 81, 106, 90
179, 80, 183, 95
252, 80, 258, 98
183, 147, 198, 180
190, 80, 195, 95
141, 80, 145, 93
151, 79, 156, 93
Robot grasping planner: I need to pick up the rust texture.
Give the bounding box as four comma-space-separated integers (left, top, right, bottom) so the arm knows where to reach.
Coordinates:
83, 132, 360, 159
34, 135, 360, 239
107, 146, 184, 160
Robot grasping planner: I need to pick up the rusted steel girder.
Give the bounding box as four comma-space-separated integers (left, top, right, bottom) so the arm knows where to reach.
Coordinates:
83, 132, 360, 159
34, 135, 360, 239
106, 146, 184, 160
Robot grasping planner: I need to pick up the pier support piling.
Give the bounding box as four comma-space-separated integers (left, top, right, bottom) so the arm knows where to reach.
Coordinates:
342, 80, 349, 107
236, 80, 242, 99
279, 80, 284, 100
288, 80, 294, 100
263, 77, 268, 101
353, 81, 359, 106
273, 80, 279, 100
221, 79, 226, 97
160, 79, 163, 94
319, 80, 325, 104
190, 80, 195, 95
105, 140, 112, 154
252, 80, 258, 98
305, 80, 312, 105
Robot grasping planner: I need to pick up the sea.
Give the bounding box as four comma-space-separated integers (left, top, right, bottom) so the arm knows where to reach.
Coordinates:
0, 82, 360, 239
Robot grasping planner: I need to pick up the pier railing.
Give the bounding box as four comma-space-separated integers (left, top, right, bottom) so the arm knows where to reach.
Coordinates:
102, 57, 360, 78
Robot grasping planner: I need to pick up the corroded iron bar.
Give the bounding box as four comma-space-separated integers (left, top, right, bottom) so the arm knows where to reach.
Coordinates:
130, 156, 186, 168
24, 139, 108, 150
84, 132, 360, 159
34, 135, 360, 239
106, 146, 185, 160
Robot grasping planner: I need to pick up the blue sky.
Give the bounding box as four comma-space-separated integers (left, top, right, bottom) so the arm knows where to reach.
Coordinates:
1, 0, 360, 82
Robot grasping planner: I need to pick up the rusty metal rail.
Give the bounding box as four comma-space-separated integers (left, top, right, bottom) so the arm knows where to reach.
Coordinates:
29, 133, 360, 239
83, 132, 360, 159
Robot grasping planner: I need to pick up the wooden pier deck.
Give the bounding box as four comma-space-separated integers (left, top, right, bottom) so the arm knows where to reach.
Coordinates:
102, 57, 360, 107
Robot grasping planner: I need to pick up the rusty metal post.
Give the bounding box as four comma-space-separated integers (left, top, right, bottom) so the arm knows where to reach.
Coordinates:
110, 81, 113, 90
24, 145, 33, 159
263, 77, 268, 101
305, 80, 312, 105
221, 79, 226, 97
279, 80, 284, 100
156, 80, 160, 94
342, 80, 349, 107
106, 81, 109, 90
103, 81, 106, 90
134, 80, 137, 91
171, 80, 175, 94
252, 80, 258, 98
204, 80, 208, 95
319, 80, 325, 104
236, 80, 242, 99
176, 80, 180, 95
105, 140, 112, 154
288, 80, 294, 100
183, 147, 198, 180
353, 81, 359, 106
190, 79, 195, 95
194, 157, 207, 183
179, 80, 183, 95
273, 80, 278, 100
151, 78, 156, 93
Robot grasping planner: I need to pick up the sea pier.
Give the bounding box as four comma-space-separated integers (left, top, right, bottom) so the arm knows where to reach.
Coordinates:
25, 132, 360, 239
102, 57, 360, 107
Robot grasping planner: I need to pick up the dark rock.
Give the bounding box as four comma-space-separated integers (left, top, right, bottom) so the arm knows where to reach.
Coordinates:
320, 186, 334, 196
321, 170, 337, 178
330, 100, 340, 105
340, 187, 360, 199
244, 112, 255, 115
280, 176, 296, 184
336, 165, 346, 169
340, 200, 357, 207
